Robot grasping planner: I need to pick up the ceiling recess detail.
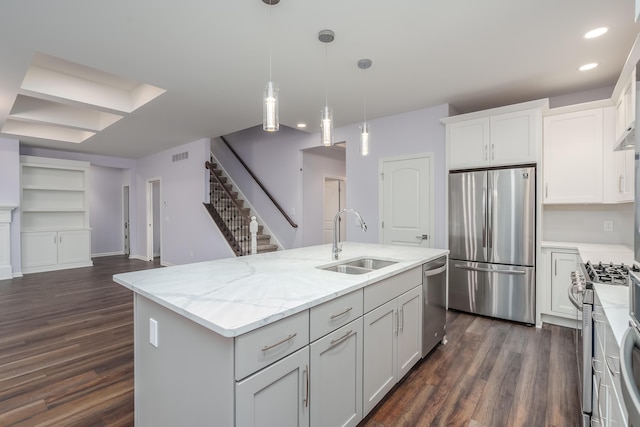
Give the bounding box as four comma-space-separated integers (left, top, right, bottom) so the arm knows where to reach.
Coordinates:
1, 52, 166, 144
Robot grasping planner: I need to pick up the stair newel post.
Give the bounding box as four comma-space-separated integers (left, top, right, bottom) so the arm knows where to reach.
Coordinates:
250, 216, 258, 255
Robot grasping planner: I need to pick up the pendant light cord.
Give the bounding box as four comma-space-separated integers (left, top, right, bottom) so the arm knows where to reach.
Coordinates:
268, 3, 272, 82
363, 68, 367, 123
324, 43, 328, 107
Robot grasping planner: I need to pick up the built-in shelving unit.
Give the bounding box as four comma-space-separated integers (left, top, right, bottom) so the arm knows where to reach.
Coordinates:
20, 155, 92, 274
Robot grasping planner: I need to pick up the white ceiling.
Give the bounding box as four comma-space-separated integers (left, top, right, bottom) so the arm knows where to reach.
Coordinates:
0, 0, 639, 159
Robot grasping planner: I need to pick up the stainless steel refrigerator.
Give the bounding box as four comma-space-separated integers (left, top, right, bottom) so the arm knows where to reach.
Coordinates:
448, 166, 536, 324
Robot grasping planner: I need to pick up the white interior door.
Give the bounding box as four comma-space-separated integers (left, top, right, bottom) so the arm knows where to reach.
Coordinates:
323, 178, 346, 244
146, 179, 161, 261
380, 155, 433, 247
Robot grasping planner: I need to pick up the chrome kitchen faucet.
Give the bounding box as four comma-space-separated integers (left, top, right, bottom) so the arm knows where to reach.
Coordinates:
333, 208, 367, 260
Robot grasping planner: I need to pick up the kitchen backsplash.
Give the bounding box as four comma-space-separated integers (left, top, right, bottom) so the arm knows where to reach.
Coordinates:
543, 204, 634, 245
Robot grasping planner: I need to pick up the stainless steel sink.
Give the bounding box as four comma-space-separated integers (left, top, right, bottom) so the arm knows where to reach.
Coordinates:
318, 258, 398, 274
319, 264, 371, 275
344, 258, 397, 270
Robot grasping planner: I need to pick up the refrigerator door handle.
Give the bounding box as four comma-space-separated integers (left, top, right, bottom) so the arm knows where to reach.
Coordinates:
482, 179, 487, 250
487, 177, 493, 253
453, 264, 527, 275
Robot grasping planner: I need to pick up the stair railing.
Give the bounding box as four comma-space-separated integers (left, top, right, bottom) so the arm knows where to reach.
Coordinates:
220, 135, 298, 228
205, 161, 258, 256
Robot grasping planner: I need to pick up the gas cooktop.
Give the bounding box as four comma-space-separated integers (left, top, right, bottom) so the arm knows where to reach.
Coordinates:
583, 261, 640, 286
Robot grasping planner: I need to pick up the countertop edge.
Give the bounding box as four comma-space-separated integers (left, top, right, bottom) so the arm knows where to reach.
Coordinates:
114, 245, 449, 337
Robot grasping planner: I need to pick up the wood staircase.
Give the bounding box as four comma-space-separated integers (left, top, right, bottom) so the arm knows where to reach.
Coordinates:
204, 160, 278, 255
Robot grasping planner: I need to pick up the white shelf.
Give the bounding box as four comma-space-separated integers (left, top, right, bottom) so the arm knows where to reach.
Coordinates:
20, 156, 92, 274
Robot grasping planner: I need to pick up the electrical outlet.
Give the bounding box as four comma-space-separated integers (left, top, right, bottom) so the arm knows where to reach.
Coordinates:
603, 221, 614, 232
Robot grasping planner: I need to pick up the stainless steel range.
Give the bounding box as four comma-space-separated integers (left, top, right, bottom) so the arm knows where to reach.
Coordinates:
569, 261, 640, 426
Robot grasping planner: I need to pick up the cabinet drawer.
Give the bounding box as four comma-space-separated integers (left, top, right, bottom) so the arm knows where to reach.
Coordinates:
235, 310, 309, 380
310, 289, 363, 342
364, 267, 421, 313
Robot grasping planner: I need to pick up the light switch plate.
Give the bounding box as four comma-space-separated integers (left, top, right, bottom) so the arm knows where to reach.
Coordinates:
604, 221, 614, 232
150, 318, 158, 347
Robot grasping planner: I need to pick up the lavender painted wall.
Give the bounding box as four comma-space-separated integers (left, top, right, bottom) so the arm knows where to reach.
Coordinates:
215, 104, 449, 250
336, 104, 449, 248
135, 138, 233, 265
301, 147, 346, 246
212, 126, 318, 249
0, 138, 21, 275
89, 165, 126, 256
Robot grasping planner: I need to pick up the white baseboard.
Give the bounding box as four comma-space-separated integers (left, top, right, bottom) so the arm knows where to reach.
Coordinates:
92, 251, 125, 258
160, 261, 174, 267
12, 272, 23, 278
128, 254, 148, 262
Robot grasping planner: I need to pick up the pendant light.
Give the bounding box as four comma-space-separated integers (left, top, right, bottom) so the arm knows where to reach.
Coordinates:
358, 58, 372, 156
262, 0, 280, 132
319, 29, 335, 146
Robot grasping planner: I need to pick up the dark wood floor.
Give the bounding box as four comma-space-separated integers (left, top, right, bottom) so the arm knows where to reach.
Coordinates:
0, 256, 580, 426
0, 256, 161, 426
361, 311, 581, 427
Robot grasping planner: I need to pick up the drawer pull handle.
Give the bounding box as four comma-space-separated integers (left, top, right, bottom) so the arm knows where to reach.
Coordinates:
330, 307, 353, 320
605, 355, 620, 375
303, 365, 309, 407
262, 333, 297, 352
330, 329, 353, 347
592, 357, 604, 374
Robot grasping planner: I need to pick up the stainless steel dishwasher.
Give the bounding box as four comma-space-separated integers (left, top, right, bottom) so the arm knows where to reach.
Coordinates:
422, 256, 447, 357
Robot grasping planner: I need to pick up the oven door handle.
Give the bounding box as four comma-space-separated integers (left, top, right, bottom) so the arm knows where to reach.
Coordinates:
620, 326, 640, 427
567, 284, 583, 311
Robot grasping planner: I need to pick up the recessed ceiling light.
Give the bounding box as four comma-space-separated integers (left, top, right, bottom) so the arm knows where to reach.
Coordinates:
584, 27, 608, 39
579, 63, 598, 71
297, 123, 307, 128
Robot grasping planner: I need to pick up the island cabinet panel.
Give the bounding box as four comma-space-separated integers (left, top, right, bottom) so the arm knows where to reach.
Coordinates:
364, 266, 421, 313
363, 285, 423, 415
236, 347, 310, 427
134, 295, 235, 427
235, 310, 310, 380
396, 285, 423, 379
310, 318, 363, 427
363, 299, 397, 414
309, 289, 363, 342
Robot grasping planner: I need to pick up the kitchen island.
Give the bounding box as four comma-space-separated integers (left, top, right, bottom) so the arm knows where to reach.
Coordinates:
113, 242, 448, 427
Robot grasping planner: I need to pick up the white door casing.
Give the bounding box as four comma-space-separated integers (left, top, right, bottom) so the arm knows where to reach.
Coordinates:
145, 179, 161, 262
123, 185, 130, 256
323, 177, 346, 244
379, 154, 434, 247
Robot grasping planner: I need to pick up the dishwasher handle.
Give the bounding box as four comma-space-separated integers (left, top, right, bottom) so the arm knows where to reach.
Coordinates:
424, 264, 447, 277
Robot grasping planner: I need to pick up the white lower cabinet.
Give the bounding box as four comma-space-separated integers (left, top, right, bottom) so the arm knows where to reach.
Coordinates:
310, 319, 363, 427
592, 292, 628, 427
236, 346, 310, 427
21, 229, 92, 273
549, 251, 581, 317
363, 285, 423, 415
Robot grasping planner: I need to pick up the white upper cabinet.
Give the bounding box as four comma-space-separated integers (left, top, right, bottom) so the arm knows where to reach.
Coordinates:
446, 118, 490, 168
614, 67, 636, 150
443, 99, 546, 170
543, 107, 604, 204
490, 109, 539, 165
604, 106, 635, 203
543, 104, 634, 205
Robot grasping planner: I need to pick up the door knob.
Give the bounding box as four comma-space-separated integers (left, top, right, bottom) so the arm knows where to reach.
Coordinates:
415, 234, 428, 240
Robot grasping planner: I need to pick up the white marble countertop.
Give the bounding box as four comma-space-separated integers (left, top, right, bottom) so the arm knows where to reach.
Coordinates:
113, 242, 449, 338
594, 283, 630, 348
541, 241, 635, 266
